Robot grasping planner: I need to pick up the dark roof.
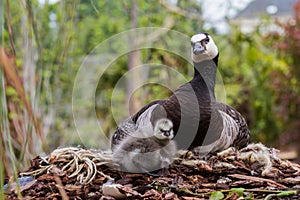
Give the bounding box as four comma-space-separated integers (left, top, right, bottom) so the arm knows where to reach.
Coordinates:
235, 0, 297, 19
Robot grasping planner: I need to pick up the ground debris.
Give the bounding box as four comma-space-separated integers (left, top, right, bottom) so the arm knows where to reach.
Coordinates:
5, 143, 300, 199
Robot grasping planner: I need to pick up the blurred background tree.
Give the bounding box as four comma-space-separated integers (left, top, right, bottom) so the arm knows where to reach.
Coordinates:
0, 0, 300, 181
267, 0, 300, 161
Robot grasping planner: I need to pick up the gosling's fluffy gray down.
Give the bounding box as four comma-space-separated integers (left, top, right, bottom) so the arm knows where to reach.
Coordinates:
112, 119, 177, 173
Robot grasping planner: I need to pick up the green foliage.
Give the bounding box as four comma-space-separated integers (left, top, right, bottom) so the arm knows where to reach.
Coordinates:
210, 191, 224, 200
230, 187, 245, 196
218, 24, 292, 145
266, 0, 300, 150
1, 0, 205, 157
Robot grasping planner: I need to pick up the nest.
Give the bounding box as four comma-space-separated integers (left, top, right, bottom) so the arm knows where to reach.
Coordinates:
5, 143, 300, 199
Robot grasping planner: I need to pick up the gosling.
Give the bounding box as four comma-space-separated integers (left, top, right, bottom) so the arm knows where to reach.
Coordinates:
112, 118, 177, 174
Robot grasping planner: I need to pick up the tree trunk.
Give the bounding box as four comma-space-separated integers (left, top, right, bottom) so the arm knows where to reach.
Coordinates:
127, 0, 142, 116
21, 4, 44, 155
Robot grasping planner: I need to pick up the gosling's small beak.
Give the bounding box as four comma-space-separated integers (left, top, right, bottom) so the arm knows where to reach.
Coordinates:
193, 42, 205, 55
163, 131, 170, 137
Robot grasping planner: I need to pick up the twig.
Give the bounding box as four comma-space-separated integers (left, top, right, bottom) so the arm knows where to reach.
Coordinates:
54, 176, 69, 200
159, 0, 201, 20
25, 0, 41, 52
134, 15, 176, 47
5, 0, 16, 57
90, 0, 99, 14
228, 174, 287, 189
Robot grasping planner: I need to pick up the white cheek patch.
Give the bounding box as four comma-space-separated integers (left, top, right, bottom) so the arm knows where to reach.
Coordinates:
206, 37, 218, 58
191, 35, 219, 63
191, 33, 207, 43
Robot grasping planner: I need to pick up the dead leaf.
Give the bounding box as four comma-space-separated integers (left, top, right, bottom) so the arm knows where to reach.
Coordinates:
116, 184, 140, 196
0, 48, 43, 139
165, 192, 179, 199
102, 183, 127, 199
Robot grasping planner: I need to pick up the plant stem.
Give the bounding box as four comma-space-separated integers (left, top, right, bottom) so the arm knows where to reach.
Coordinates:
176, 187, 297, 197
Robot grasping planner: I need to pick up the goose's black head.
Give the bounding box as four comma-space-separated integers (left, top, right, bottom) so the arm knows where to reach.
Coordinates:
191, 32, 218, 64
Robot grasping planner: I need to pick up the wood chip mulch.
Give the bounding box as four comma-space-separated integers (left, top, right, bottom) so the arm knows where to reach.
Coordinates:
4, 143, 300, 200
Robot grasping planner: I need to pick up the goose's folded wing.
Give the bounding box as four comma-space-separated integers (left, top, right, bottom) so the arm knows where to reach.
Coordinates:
215, 102, 250, 148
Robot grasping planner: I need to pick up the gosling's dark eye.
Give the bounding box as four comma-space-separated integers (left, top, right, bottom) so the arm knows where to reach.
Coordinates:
202, 38, 209, 44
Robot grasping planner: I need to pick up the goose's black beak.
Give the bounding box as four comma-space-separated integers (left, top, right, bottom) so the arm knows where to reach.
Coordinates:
193, 42, 205, 55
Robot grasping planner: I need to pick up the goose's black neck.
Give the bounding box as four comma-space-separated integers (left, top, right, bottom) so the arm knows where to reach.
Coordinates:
193, 54, 219, 101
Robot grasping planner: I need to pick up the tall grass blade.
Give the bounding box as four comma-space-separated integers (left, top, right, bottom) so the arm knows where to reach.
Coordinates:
0, 49, 43, 140
0, 0, 5, 199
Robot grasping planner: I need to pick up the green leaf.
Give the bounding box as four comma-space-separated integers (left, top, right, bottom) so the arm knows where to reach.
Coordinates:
210, 191, 224, 200
276, 190, 297, 198
6, 86, 17, 97
230, 188, 245, 196
245, 193, 253, 200
264, 191, 297, 200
